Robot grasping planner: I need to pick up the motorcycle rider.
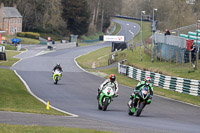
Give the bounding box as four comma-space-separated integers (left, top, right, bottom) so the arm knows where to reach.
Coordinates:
97, 74, 119, 100
53, 63, 63, 72
128, 77, 153, 108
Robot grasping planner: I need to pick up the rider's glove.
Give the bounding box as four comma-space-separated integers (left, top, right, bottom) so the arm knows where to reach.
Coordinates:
134, 90, 139, 94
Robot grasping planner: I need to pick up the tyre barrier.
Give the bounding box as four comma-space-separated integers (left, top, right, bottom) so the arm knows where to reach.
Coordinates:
118, 62, 200, 96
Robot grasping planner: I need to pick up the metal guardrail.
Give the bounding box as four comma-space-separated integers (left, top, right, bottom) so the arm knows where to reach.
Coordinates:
118, 62, 200, 96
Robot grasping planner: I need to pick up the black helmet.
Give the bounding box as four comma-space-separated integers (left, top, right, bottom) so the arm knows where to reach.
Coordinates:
109, 74, 116, 82
56, 63, 60, 67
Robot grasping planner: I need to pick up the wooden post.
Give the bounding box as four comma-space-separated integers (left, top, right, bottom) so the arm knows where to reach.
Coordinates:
160, 49, 162, 61
189, 51, 191, 65
156, 49, 158, 61
170, 50, 172, 64
176, 51, 178, 65
195, 52, 198, 69
165, 49, 166, 62
182, 51, 184, 66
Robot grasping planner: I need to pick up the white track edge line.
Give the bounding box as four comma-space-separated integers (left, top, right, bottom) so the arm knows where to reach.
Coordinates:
14, 70, 79, 117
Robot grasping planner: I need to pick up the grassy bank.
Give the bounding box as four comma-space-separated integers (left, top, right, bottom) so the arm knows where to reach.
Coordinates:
3, 35, 40, 44
111, 22, 121, 35
0, 68, 67, 115
76, 47, 111, 69
76, 46, 200, 106
0, 50, 20, 66
89, 67, 200, 106
112, 18, 152, 43
0, 124, 114, 133
0, 50, 67, 115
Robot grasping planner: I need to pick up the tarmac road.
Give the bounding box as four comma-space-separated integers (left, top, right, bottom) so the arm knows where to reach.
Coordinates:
1, 19, 200, 133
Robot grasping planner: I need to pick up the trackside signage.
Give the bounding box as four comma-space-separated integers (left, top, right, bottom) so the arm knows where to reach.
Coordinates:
104, 35, 124, 42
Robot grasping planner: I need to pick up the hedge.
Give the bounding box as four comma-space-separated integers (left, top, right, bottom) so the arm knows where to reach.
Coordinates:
17, 32, 40, 39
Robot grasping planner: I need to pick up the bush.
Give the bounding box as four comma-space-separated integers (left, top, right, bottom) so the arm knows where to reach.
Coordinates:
17, 32, 40, 39
17, 32, 25, 37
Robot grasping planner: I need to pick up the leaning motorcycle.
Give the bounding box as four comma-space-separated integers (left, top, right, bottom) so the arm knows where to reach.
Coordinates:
98, 86, 115, 111
128, 86, 151, 117
53, 69, 62, 84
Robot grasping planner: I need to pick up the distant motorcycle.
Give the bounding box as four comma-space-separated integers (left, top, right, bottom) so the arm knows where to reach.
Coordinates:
52, 69, 62, 84
98, 86, 115, 111
128, 86, 151, 116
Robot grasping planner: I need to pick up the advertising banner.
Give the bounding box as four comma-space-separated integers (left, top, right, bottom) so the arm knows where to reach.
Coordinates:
103, 35, 124, 42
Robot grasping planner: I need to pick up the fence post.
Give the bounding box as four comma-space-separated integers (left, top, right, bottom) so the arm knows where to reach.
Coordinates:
189, 51, 191, 65
165, 49, 166, 62
182, 51, 184, 66
160, 49, 162, 61
170, 50, 172, 64
195, 51, 198, 69
156, 49, 158, 61
176, 51, 178, 65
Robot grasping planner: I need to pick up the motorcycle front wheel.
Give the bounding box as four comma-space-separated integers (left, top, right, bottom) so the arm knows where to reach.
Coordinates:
136, 102, 145, 117
54, 76, 58, 84
102, 98, 109, 111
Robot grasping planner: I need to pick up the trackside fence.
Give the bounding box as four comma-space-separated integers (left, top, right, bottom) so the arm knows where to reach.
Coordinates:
118, 62, 200, 96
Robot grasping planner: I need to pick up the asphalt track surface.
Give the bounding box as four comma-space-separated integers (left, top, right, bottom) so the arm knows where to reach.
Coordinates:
1, 19, 199, 133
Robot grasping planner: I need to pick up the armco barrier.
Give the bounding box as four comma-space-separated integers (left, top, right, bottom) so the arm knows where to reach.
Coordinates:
118, 62, 200, 96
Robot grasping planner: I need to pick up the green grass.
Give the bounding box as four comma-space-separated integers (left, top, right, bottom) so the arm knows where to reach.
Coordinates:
76, 46, 200, 106
89, 67, 200, 106
113, 17, 152, 43
3, 35, 40, 44
0, 50, 20, 66
76, 47, 111, 69
80, 32, 104, 40
0, 44, 17, 50
75, 17, 200, 105
0, 68, 67, 115
0, 124, 114, 133
111, 22, 121, 35
115, 47, 200, 80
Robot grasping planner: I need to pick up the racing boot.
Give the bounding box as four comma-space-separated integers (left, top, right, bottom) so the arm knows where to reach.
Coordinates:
97, 88, 101, 100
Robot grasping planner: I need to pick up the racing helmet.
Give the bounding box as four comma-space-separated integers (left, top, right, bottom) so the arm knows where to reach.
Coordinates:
56, 63, 60, 67
144, 77, 151, 85
109, 74, 116, 82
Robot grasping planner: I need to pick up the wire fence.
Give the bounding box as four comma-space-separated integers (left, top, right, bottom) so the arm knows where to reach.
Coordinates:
143, 33, 200, 68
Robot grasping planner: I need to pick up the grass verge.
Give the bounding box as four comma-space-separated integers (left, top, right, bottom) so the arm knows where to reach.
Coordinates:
0, 50, 20, 66
76, 47, 111, 69
0, 68, 67, 115
111, 22, 121, 35
0, 124, 114, 133
77, 21, 121, 47
89, 67, 200, 106
3, 35, 40, 44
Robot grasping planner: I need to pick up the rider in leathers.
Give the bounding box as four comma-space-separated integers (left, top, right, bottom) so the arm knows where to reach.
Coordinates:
128, 77, 153, 108
97, 74, 119, 100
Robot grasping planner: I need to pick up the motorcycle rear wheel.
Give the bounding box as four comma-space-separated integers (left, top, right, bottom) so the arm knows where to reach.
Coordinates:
54, 77, 58, 84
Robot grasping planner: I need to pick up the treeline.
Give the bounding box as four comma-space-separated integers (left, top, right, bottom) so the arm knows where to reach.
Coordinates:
0, 0, 122, 36
122, 0, 200, 31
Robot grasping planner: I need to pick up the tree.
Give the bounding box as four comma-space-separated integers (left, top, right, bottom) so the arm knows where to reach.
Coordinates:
61, 0, 90, 35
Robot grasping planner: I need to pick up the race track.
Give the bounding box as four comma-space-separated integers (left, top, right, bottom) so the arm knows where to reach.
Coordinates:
11, 19, 200, 133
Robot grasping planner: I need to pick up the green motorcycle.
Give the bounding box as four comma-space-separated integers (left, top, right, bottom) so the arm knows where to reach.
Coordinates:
128, 86, 151, 117
53, 69, 62, 84
98, 86, 115, 111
